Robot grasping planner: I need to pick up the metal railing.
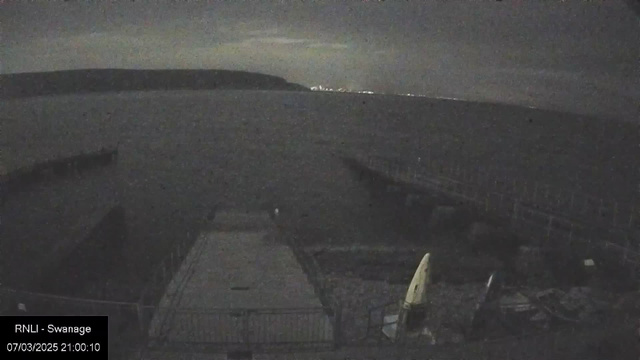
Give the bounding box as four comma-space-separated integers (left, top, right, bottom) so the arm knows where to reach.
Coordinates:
361, 154, 639, 254
138, 232, 196, 307
1, 284, 636, 359
145, 306, 336, 352
366, 154, 639, 231
0, 287, 339, 356
353, 297, 638, 359
0, 287, 145, 359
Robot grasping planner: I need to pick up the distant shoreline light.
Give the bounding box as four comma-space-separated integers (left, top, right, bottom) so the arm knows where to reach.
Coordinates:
309, 86, 546, 110
310, 85, 375, 95
309, 85, 447, 99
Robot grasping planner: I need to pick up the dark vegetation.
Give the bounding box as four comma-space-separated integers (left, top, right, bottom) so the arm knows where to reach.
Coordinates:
0, 69, 310, 99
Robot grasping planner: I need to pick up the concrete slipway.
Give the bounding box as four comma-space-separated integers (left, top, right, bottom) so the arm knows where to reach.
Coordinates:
145, 209, 333, 356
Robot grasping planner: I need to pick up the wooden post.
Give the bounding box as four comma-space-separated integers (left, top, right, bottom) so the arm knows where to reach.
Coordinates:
569, 192, 575, 212
567, 223, 574, 247
333, 304, 342, 349
162, 263, 167, 285
584, 196, 589, 216
598, 199, 604, 220
478, 340, 487, 358
544, 185, 550, 205
630, 242, 639, 284
242, 310, 251, 346
136, 302, 146, 337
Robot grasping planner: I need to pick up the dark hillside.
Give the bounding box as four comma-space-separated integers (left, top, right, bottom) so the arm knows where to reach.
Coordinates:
0, 69, 310, 99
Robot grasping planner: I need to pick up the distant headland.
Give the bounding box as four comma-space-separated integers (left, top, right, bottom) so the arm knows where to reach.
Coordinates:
0, 69, 310, 98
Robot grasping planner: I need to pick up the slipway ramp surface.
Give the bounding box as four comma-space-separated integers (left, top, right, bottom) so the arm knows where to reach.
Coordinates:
146, 209, 333, 353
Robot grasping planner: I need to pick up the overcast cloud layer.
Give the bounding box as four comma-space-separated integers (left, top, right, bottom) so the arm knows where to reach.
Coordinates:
2, 0, 639, 120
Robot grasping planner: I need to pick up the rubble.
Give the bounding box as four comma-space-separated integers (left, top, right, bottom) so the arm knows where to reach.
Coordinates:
467, 222, 520, 266
302, 232, 634, 348
499, 292, 536, 313
428, 206, 458, 229
464, 266, 620, 340
514, 246, 550, 283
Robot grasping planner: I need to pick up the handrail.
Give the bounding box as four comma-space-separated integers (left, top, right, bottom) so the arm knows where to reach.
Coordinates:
356, 153, 640, 273
366, 153, 639, 231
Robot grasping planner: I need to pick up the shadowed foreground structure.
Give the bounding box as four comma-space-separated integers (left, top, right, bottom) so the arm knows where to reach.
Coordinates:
1, 89, 639, 359
0, 148, 124, 297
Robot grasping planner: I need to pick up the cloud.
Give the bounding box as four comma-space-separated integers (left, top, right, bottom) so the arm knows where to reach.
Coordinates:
244, 28, 280, 36
308, 43, 348, 49
239, 37, 308, 45
234, 36, 349, 49
490, 67, 584, 82
22, 32, 169, 52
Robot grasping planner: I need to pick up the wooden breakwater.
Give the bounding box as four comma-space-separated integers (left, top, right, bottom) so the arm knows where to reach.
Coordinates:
0, 146, 118, 200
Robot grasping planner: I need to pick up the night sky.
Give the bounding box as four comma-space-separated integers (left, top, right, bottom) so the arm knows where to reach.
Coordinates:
2, 0, 639, 119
